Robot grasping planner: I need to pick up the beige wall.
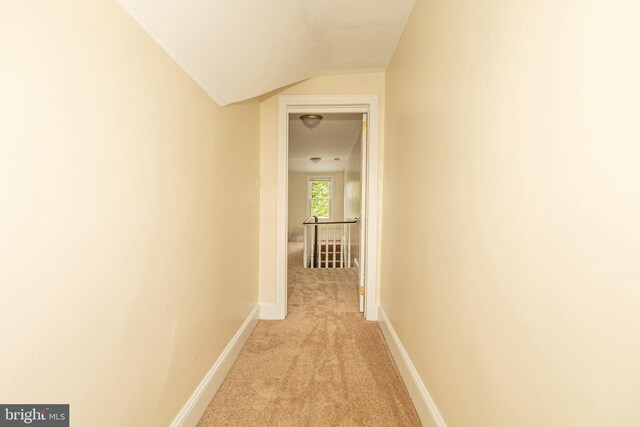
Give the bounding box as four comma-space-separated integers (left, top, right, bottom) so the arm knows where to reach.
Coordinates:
288, 173, 308, 241
381, 0, 640, 426
288, 172, 344, 241
0, 1, 259, 426
259, 74, 385, 303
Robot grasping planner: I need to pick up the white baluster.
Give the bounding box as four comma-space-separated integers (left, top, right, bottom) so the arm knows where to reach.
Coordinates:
303, 225, 307, 268
347, 224, 352, 268
310, 225, 315, 268
332, 225, 336, 268
341, 224, 345, 268
324, 225, 328, 268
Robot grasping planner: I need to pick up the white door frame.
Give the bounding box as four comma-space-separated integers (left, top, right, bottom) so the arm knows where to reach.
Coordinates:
276, 94, 380, 320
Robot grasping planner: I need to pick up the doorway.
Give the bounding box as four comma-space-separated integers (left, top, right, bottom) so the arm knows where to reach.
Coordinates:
288, 113, 365, 312
275, 95, 381, 321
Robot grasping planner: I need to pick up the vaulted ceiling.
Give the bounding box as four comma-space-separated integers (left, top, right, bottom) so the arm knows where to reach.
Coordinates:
116, 0, 415, 106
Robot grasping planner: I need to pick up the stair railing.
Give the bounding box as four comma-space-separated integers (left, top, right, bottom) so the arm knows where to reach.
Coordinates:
302, 217, 358, 268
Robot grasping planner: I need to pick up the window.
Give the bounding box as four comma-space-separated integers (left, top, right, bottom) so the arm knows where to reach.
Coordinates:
308, 178, 332, 219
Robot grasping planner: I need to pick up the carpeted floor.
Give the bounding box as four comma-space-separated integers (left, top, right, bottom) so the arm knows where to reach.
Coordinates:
197, 243, 421, 426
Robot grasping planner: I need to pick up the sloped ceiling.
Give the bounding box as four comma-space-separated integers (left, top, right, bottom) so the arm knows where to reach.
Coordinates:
116, 0, 415, 106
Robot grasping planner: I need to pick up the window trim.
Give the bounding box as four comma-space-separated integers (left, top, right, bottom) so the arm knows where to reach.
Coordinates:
306, 176, 333, 219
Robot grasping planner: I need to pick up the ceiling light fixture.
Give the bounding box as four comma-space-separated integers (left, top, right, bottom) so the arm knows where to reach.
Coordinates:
310, 157, 322, 164
300, 114, 323, 129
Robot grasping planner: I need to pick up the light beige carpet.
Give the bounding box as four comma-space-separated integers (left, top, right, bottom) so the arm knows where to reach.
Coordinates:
197, 243, 421, 426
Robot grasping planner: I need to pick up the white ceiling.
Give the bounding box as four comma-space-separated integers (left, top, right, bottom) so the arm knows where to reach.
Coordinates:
116, 0, 415, 106
289, 113, 362, 173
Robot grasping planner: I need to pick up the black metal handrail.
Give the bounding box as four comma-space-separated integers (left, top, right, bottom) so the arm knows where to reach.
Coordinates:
302, 219, 358, 225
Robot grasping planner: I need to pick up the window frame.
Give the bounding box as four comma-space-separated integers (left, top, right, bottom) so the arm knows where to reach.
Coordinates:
306, 176, 333, 220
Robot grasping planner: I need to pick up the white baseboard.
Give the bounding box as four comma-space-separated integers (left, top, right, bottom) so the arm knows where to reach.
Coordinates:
259, 302, 284, 320
378, 305, 447, 427
170, 304, 260, 427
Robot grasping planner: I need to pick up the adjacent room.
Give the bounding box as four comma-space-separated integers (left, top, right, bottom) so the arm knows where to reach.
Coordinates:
288, 112, 364, 310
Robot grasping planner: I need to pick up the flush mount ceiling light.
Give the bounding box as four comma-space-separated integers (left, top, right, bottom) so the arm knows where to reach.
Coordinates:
310, 157, 322, 164
300, 114, 323, 129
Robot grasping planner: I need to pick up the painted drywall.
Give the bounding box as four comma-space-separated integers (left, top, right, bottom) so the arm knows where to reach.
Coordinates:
259, 73, 385, 304
380, 0, 640, 426
344, 133, 362, 268
0, 1, 259, 426
288, 173, 309, 242
289, 113, 363, 173
115, 0, 414, 105
288, 172, 344, 241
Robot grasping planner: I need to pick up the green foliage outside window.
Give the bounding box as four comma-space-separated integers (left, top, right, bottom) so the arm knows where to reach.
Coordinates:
310, 180, 331, 218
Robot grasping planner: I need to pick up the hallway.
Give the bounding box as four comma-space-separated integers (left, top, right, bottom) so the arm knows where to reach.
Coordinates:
5, 1, 640, 425
197, 243, 420, 426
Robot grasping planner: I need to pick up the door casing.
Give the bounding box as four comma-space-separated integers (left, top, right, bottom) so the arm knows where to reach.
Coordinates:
267, 94, 380, 321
